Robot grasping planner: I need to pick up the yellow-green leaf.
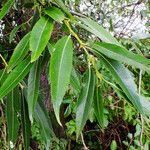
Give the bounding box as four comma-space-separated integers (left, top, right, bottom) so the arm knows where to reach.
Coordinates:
0, 0, 15, 20
0, 57, 33, 100
44, 6, 65, 23
8, 33, 30, 72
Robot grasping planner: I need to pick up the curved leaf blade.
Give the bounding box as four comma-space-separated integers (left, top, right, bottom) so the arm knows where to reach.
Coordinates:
78, 17, 120, 46
95, 52, 143, 114
30, 17, 54, 62
27, 59, 41, 122
0, 57, 33, 100
50, 36, 73, 125
8, 33, 30, 71
94, 84, 104, 128
21, 92, 30, 150
93, 42, 150, 73
52, 0, 72, 17
34, 99, 57, 146
44, 6, 65, 23
6, 88, 20, 148
0, 0, 15, 20
76, 68, 96, 138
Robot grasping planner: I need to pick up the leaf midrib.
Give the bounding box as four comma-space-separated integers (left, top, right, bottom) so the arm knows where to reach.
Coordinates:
0, 62, 31, 98
55, 36, 70, 100
32, 18, 49, 58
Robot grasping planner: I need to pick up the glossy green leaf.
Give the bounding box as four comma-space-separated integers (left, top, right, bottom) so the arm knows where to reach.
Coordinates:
44, 6, 65, 23
30, 17, 54, 62
8, 33, 30, 72
52, 0, 72, 17
76, 68, 96, 138
21, 92, 30, 150
50, 36, 73, 125
47, 42, 55, 55
34, 99, 57, 146
95, 52, 143, 114
70, 67, 81, 93
94, 83, 104, 128
6, 88, 20, 149
0, 0, 15, 20
0, 57, 33, 100
9, 25, 21, 43
27, 59, 41, 122
78, 17, 121, 46
93, 42, 150, 73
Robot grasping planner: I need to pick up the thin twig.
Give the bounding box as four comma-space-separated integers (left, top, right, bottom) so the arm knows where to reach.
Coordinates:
81, 133, 89, 150
138, 69, 144, 150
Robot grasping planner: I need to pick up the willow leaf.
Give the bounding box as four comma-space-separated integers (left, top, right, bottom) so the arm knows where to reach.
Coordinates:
76, 68, 96, 139
0, 57, 33, 100
6, 88, 20, 149
30, 17, 53, 62
34, 100, 57, 147
8, 33, 30, 71
44, 6, 65, 23
94, 84, 104, 128
95, 52, 143, 114
78, 17, 120, 46
21, 92, 30, 150
50, 36, 73, 125
0, 0, 15, 20
93, 42, 150, 73
52, 0, 72, 17
27, 59, 41, 122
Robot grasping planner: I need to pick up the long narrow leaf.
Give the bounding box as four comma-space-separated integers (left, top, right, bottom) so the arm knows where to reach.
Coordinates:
21, 92, 30, 150
76, 67, 96, 138
27, 59, 41, 122
50, 36, 73, 125
52, 0, 72, 17
6, 88, 20, 148
0, 0, 15, 20
94, 52, 144, 114
94, 83, 104, 128
0, 57, 33, 100
8, 33, 30, 71
78, 17, 120, 46
30, 17, 53, 62
44, 6, 65, 23
34, 99, 57, 147
93, 42, 150, 73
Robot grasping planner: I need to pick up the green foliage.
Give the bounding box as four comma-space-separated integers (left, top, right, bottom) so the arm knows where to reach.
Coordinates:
50, 36, 73, 125
0, 0, 149, 149
0, 0, 15, 20
30, 17, 54, 62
